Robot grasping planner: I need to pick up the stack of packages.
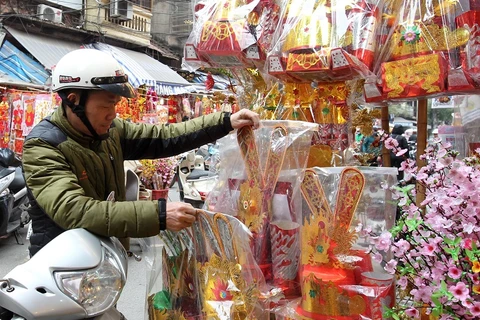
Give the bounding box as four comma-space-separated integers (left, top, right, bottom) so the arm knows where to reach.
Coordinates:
364, 0, 480, 102
203, 124, 398, 319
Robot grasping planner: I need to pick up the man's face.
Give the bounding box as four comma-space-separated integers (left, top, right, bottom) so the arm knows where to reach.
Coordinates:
71, 90, 121, 136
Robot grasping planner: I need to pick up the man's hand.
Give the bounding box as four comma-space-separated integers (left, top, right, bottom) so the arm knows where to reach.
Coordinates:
230, 109, 260, 130
165, 202, 197, 231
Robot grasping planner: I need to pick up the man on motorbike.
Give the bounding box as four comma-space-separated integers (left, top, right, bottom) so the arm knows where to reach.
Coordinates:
22, 49, 260, 256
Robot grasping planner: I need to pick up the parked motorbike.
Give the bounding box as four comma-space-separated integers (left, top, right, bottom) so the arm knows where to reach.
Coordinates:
0, 167, 141, 319
0, 148, 30, 244
177, 148, 217, 208
0, 228, 128, 320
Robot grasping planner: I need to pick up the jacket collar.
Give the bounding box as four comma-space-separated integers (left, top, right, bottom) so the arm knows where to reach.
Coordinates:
51, 106, 96, 147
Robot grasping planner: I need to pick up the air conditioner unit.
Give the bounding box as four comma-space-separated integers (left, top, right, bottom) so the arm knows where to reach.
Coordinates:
37, 4, 63, 23
110, 0, 133, 21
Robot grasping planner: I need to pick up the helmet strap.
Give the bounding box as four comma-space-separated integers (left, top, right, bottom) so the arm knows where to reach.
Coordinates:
58, 91, 109, 141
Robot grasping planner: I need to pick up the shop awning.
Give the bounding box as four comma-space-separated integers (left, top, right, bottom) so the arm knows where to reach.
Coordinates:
89, 42, 193, 95
5, 26, 81, 71
0, 40, 49, 85
86, 42, 156, 89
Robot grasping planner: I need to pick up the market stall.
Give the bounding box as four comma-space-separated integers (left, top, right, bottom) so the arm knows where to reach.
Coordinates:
163, 0, 480, 319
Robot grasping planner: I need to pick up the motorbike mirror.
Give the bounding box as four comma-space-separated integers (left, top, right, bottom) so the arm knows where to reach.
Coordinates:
186, 151, 196, 162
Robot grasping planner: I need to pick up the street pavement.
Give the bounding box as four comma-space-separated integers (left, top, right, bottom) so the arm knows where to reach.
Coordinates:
0, 185, 182, 320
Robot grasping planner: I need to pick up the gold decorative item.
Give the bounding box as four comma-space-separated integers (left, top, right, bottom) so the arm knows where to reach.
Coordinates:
298, 168, 366, 318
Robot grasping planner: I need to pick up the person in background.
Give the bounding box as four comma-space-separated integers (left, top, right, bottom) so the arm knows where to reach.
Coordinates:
408, 129, 417, 143
391, 124, 410, 181
22, 49, 260, 256
361, 126, 383, 166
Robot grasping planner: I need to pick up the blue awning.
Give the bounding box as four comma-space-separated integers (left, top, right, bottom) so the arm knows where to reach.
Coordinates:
0, 40, 49, 85
86, 42, 156, 89
5, 26, 81, 71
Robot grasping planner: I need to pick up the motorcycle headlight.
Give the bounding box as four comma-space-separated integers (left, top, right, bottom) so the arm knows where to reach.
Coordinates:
54, 246, 126, 316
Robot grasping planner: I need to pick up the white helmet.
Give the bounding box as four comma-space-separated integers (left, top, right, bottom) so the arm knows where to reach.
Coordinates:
51, 48, 135, 98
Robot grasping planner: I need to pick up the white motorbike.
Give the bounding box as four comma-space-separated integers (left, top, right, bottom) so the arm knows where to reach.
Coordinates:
0, 168, 140, 320
0, 228, 128, 319
177, 148, 217, 209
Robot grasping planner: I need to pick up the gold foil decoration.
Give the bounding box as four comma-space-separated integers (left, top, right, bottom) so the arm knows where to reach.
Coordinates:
147, 306, 187, 320
282, 1, 332, 53
300, 169, 334, 265
300, 168, 365, 267
383, 53, 443, 98
201, 20, 246, 42
236, 125, 288, 232
330, 168, 365, 256
301, 275, 367, 315
286, 52, 330, 71
390, 24, 469, 59
195, 211, 259, 319
351, 108, 382, 136
307, 144, 333, 168
212, 0, 246, 21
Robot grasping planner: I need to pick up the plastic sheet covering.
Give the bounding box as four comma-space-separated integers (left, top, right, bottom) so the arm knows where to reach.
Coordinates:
273, 166, 397, 319
365, 0, 479, 102
183, 0, 280, 70
265, 0, 381, 83
143, 210, 269, 319
204, 120, 317, 300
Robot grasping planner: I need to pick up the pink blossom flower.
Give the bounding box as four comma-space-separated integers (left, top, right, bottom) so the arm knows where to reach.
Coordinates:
393, 238, 410, 257
384, 259, 397, 274
449, 282, 470, 301
405, 308, 420, 318
469, 302, 480, 316
448, 266, 462, 279
384, 137, 398, 149
419, 243, 436, 256
397, 276, 408, 290
371, 252, 382, 263
396, 148, 408, 157
376, 231, 392, 251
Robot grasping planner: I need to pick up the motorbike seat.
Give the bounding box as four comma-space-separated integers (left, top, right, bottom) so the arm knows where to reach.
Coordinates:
187, 169, 215, 180
10, 167, 25, 193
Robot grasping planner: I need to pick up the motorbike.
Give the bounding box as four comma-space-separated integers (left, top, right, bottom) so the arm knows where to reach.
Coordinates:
0, 148, 30, 244
0, 228, 128, 320
0, 167, 140, 319
177, 147, 218, 208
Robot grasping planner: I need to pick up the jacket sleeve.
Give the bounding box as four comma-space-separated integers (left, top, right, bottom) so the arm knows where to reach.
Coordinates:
22, 139, 161, 238
116, 112, 234, 160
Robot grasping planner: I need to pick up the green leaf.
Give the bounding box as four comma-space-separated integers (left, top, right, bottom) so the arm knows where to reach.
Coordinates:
405, 218, 421, 231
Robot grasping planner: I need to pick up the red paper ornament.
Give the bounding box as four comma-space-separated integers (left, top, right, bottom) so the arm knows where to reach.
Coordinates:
205, 72, 215, 91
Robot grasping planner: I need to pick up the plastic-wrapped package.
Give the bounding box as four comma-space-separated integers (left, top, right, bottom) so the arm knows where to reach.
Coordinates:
183, 0, 280, 69
266, 0, 381, 83
456, 0, 480, 87
144, 210, 268, 319
274, 166, 397, 319
205, 120, 317, 295
365, 0, 474, 102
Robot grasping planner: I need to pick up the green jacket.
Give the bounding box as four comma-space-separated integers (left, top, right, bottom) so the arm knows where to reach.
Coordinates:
23, 106, 233, 255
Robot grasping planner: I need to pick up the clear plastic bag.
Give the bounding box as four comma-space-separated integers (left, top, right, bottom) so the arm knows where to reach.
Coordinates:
183, 0, 280, 70
274, 166, 398, 319
205, 120, 317, 299
265, 0, 380, 83
144, 211, 269, 319
365, 0, 476, 101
